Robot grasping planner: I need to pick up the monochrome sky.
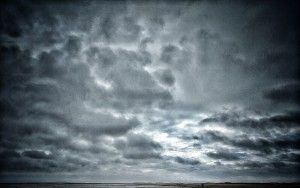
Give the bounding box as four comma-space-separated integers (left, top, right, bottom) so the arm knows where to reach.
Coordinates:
0, 0, 299, 183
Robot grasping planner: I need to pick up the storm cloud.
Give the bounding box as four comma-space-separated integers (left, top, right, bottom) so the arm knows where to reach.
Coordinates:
0, 0, 299, 183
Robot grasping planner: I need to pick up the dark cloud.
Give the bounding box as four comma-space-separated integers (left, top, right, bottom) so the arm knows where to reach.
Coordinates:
175, 157, 200, 165
160, 44, 179, 64
114, 88, 172, 106
26, 110, 70, 126
0, 150, 92, 173
235, 160, 300, 175
38, 50, 65, 78
230, 137, 274, 155
121, 16, 142, 42
73, 117, 140, 136
206, 151, 242, 161
0, 45, 35, 88
86, 46, 116, 67
196, 29, 220, 65
279, 153, 300, 163
263, 83, 300, 105
0, 0, 299, 183
99, 51, 174, 108
65, 35, 81, 56
242, 0, 299, 47
0, 149, 21, 159
139, 37, 153, 50
0, 1, 32, 38
156, 69, 175, 86
269, 111, 300, 125
22, 150, 53, 160
0, 158, 54, 172
191, 127, 300, 156
201, 110, 300, 130
115, 133, 163, 160
100, 16, 116, 42
98, 12, 142, 43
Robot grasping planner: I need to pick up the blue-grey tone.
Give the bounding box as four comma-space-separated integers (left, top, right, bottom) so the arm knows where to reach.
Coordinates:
0, 0, 299, 183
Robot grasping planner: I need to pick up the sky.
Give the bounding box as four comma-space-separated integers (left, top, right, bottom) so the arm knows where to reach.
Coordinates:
0, 0, 299, 183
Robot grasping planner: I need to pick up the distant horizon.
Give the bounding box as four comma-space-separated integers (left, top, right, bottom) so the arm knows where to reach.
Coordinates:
1, 182, 300, 184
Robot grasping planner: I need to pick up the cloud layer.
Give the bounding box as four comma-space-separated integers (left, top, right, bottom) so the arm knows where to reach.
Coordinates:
0, 0, 299, 183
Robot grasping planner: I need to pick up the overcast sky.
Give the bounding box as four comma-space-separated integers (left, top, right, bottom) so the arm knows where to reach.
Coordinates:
0, 0, 299, 183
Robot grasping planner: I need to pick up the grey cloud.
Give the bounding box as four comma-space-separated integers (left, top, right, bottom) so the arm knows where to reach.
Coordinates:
22, 150, 53, 160
73, 118, 140, 136
38, 50, 65, 78
0, 45, 35, 87
160, 44, 179, 64
206, 151, 242, 161
191, 127, 300, 156
114, 88, 172, 106
0, 149, 57, 172
236, 161, 268, 169
65, 35, 81, 56
235, 161, 299, 174
175, 157, 200, 165
242, 0, 299, 47
279, 153, 300, 164
0, 158, 55, 172
123, 151, 161, 160
156, 69, 175, 86
100, 16, 116, 41
139, 50, 152, 66
0, 149, 21, 159
89, 48, 173, 109
126, 134, 162, 150
139, 37, 153, 50
86, 46, 116, 68
253, 51, 299, 81
0, 1, 64, 51
201, 110, 300, 130
121, 16, 142, 42
115, 133, 163, 160
0, 150, 93, 173
1, 121, 53, 140
42, 135, 112, 155
150, 16, 165, 28
230, 137, 274, 155
269, 111, 300, 125
98, 13, 142, 43
1, 0, 299, 182
26, 110, 70, 126
0, 1, 33, 38
197, 29, 220, 65
238, 133, 297, 154
263, 83, 300, 105
114, 49, 151, 67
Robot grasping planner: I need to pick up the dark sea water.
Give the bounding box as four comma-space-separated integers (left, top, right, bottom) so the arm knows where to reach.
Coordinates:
1, 183, 300, 188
